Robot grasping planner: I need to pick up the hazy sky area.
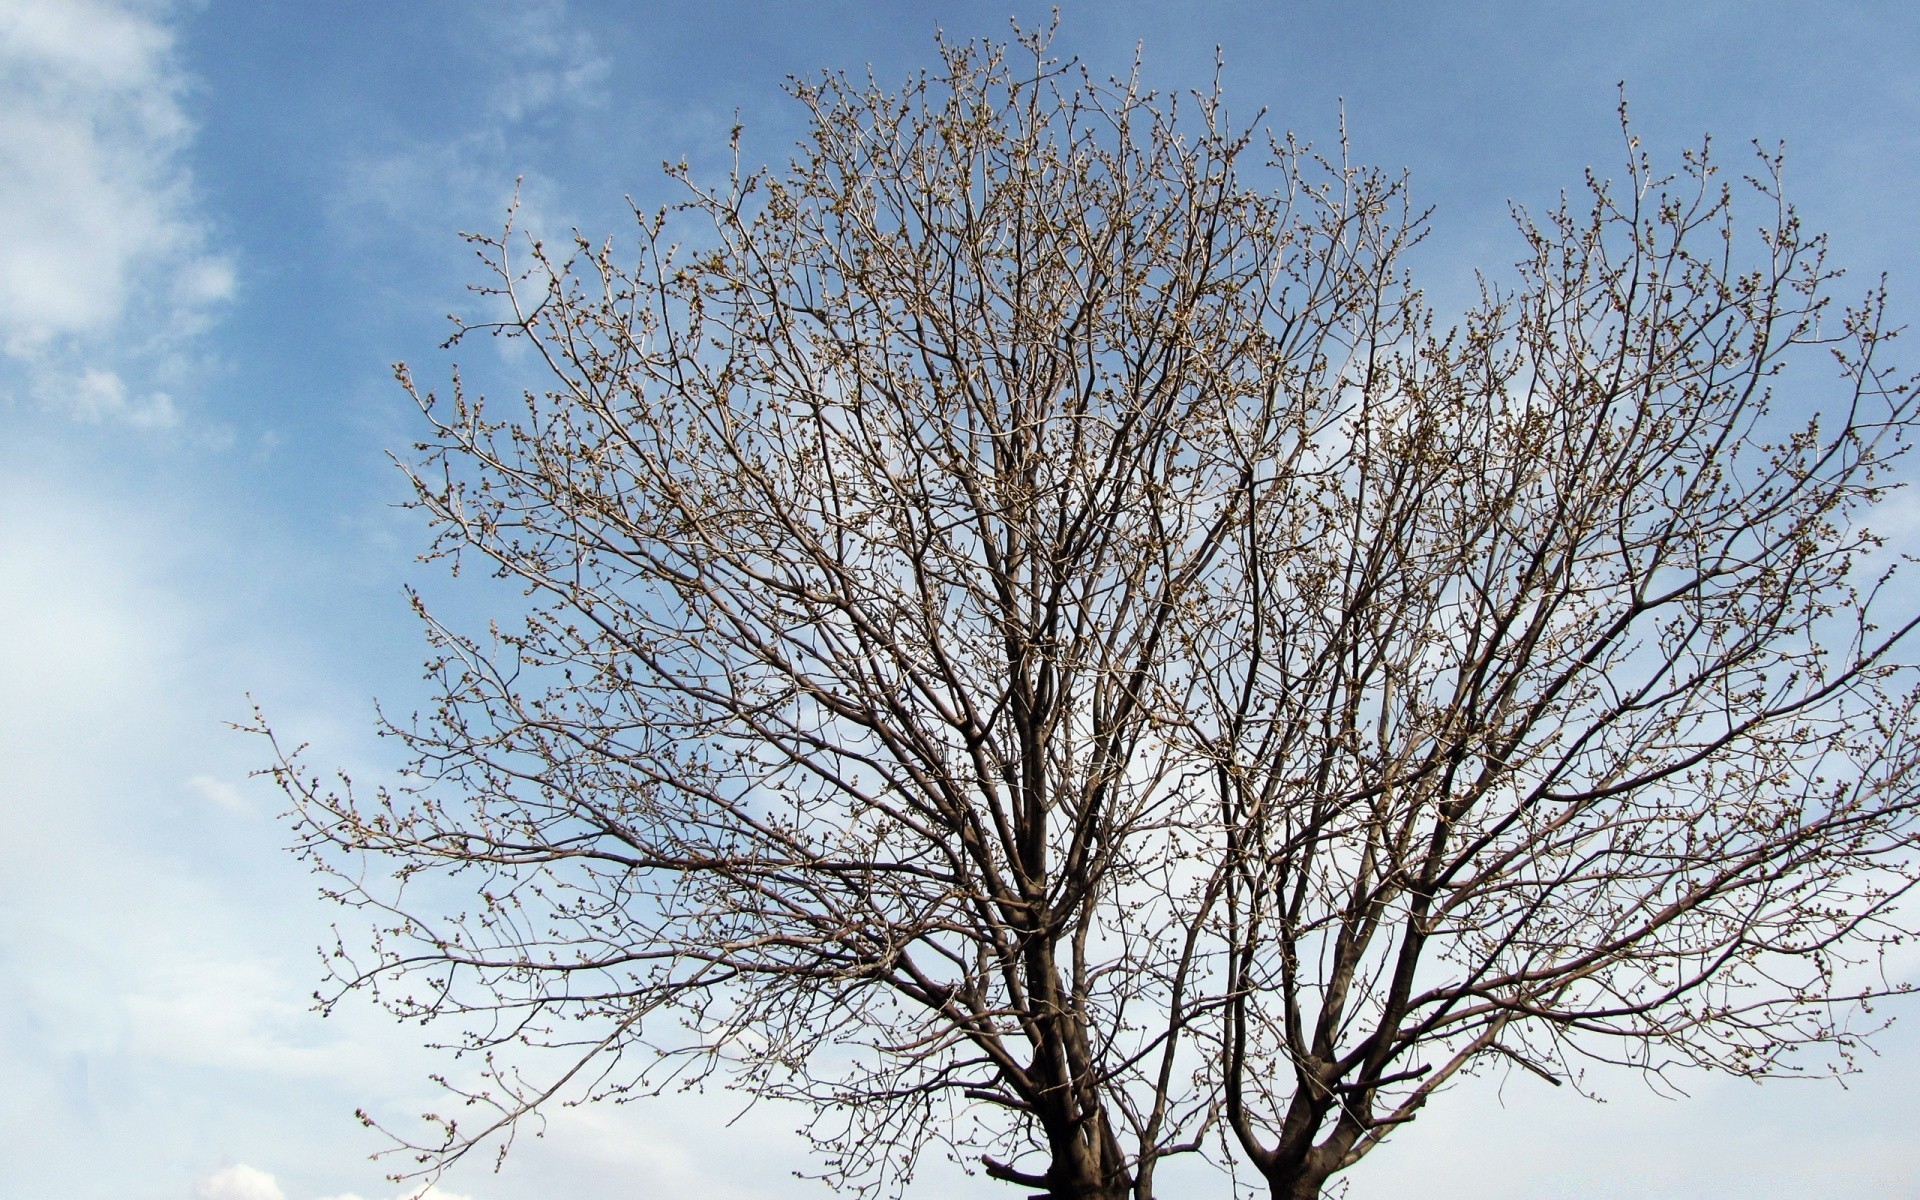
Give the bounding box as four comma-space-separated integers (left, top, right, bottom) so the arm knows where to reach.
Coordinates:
5, 2, 1920, 1198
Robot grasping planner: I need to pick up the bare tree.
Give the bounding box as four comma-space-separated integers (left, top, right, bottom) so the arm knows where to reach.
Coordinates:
1190, 129, 1920, 1200
267, 27, 1920, 1200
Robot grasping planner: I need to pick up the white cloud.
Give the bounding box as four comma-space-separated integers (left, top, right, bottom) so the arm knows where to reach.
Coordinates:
320, 1188, 478, 1200
0, 467, 484, 1196
481, 0, 609, 123
331, 0, 608, 250
66, 363, 179, 425
194, 1168, 484, 1200
0, 0, 231, 425
198, 1164, 288, 1200
189, 772, 251, 814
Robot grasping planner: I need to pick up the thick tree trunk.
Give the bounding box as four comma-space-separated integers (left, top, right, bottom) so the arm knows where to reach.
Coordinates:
1262, 1145, 1338, 1200
1274, 1175, 1327, 1200
1252, 1166, 1331, 1200
984, 1112, 1132, 1200
1040, 1121, 1132, 1200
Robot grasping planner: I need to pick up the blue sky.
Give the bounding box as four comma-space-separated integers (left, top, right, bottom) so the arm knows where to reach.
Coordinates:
4, 2, 1920, 1199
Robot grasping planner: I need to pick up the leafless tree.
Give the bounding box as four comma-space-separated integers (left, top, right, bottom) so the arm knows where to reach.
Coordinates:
266, 27, 1920, 1200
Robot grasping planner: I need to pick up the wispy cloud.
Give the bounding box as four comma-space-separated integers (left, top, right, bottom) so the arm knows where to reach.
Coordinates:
329, 0, 610, 278
189, 772, 252, 814
199, 1164, 288, 1200
481, 0, 609, 124
0, 469, 422, 1193
196, 1163, 480, 1200
0, 0, 232, 427
320, 1187, 479, 1200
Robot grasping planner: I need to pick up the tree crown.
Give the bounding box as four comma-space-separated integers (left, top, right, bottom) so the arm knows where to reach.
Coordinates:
268, 27, 1920, 1200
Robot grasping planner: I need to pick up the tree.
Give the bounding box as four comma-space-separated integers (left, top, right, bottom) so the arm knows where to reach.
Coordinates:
268, 27, 1920, 1200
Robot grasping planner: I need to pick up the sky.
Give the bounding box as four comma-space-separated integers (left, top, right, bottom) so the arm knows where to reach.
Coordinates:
3, 2, 1920, 1198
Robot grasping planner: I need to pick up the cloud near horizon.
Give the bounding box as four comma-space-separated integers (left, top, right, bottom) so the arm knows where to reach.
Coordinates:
197, 1162, 480, 1200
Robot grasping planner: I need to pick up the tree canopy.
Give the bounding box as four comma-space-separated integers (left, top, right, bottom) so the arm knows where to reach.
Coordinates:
269, 27, 1920, 1200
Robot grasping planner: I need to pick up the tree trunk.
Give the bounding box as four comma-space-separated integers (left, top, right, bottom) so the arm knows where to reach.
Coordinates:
1270, 1171, 1330, 1200
1262, 1147, 1338, 1200
1040, 1125, 1132, 1200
